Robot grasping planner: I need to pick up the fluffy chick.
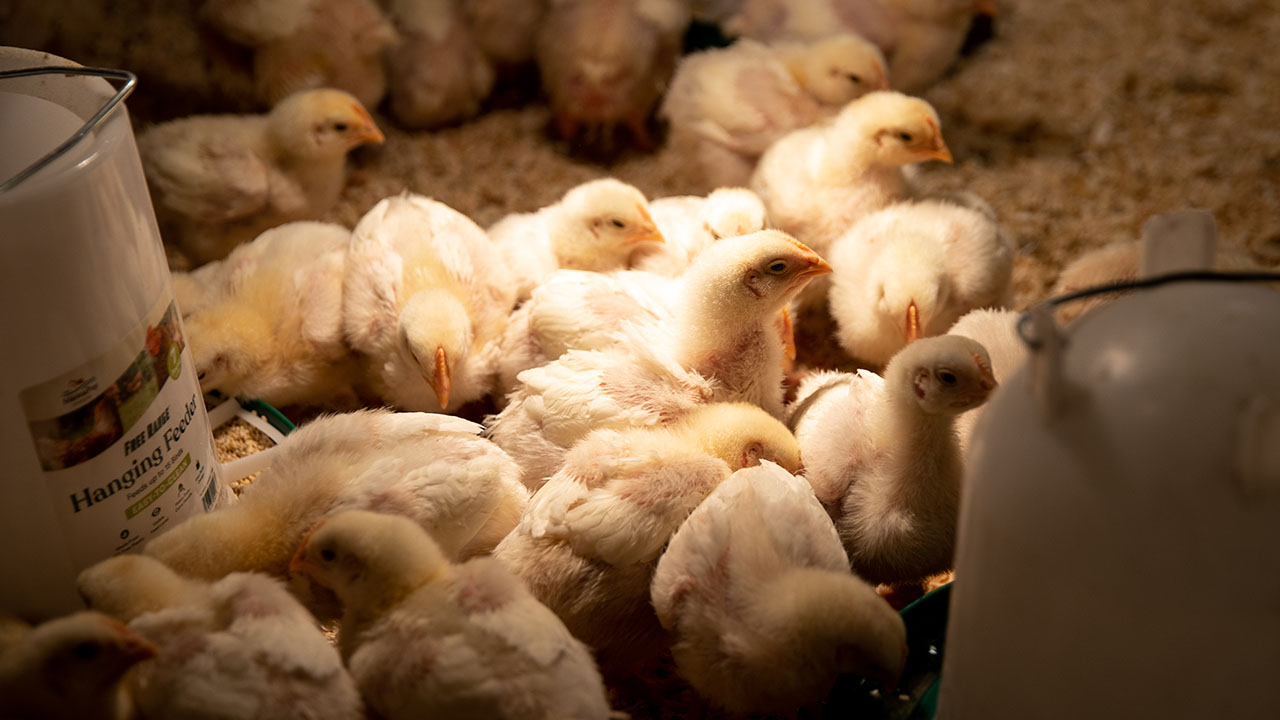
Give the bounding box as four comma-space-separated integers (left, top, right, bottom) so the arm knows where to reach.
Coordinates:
0, 611, 156, 720
827, 197, 1014, 369
750, 91, 951, 281
494, 402, 801, 676
486, 229, 830, 487
461, 0, 548, 68
140, 88, 384, 266
487, 178, 665, 302
200, 0, 398, 109
787, 335, 995, 585
946, 308, 1024, 458
383, 0, 496, 129
77, 556, 363, 720
179, 221, 363, 409
292, 510, 612, 720
143, 409, 521, 587
652, 461, 907, 715
343, 193, 516, 412
633, 187, 769, 276
537, 0, 691, 151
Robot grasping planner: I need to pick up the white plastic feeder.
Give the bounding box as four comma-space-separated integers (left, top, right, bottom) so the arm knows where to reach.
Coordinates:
939, 210, 1280, 719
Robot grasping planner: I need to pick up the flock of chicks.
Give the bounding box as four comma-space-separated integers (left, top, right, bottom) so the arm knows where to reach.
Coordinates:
4, 1, 1187, 719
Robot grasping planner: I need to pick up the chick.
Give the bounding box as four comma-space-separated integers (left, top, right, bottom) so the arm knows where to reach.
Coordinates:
494, 402, 801, 676
77, 556, 363, 720
772, 33, 891, 106
946, 308, 1024, 457
651, 461, 907, 714
827, 197, 1014, 368
487, 178, 665, 302
383, 0, 496, 129
292, 509, 612, 719
787, 335, 995, 585
200, 0, 398, 109
880, 0, 997, 93
143, 409, 521, 585
725, 0, 898, 47
179, 221, 363, 409
486, 229, 831, 487
0, 611, 156, 720
140, 88, 384, 266
343, 193, 516, 413
632, 187, 769, 276
461, 0, 548, 69
537, 0, 691, 151
750, 91, 951, 293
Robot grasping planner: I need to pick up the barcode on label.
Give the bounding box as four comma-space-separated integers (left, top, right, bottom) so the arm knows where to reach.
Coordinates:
201, 477, 219, 512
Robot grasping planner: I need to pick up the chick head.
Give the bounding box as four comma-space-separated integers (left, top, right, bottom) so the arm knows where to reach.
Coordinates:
795, 34, 890, 106
887, 335, 997, 415
399, 289, 472, 410
290, 510, 451, 612
688, 230, 832, 319
677, 402, 802, 473
186, 304, 273, 397
552, 178, 665, 271
268, 88, 385, 160
76, 555, 197, 623
25, 612, 157, 692
702, 188, 768, 240
836, 91, 952, 167
872, 234, 949, 344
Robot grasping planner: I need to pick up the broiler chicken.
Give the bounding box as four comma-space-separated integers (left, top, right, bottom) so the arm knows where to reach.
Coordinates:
178, 221, 364, 410
493, 402, 801, 677
485, 229, 830, 487
461, 0, 548, 69
382, 0, 496, 129
487, 178, 665, 302
651, 461, 907, 714
827, 197, 1014, 368
787, 335, 996, 585
633, 187, 769, 276
291, 510, 612, 719
343, 193, 516, 413
139, 87, 384, 266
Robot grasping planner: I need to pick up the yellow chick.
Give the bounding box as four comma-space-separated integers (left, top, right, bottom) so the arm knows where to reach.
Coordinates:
140, 87, 384, 266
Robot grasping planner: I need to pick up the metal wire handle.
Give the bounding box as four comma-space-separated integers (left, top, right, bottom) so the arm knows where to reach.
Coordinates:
1017, 270, 1280, 349
0, 66, 137, 192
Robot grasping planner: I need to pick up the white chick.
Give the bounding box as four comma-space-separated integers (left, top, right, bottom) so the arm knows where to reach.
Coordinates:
143, 409, 521, 584
788, 335, 995, 585
946, 307, 1024, 458
632, 187, 769, 276
139, 88, 385, 265
494, 402, 802, 677
652, 461, 907, 714
200, 0, 399, 109
343, 193, 516, 413
486, 229, 831, 487
292, 509, 612, 720
180, 221, 363, 409
750, 91, 952, 284
383, 0, 496, 129
494, 268, 676, 401
772, 32, 891, 106
827, 197, 1014, 369
0, 611, 157, 720
487, 178, 665, 302
461, 0, 548, 68
77, 556, 363, 720
536, 0, 691, 151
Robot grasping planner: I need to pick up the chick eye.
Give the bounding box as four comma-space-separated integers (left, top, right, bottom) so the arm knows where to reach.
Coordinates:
333, 122, 349, 132
72, 642, 100, 660
320, 548, 336, 562
847, 73, 862, 83
937, 370, 958, 386
766, 260, 789, 275
609, 218, 626, 229
898, 131, 914, 142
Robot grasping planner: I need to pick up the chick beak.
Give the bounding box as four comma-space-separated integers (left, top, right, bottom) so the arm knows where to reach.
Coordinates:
873, 64, 890, 91
106, 619, 158, 663
777, 308, 797, 362
350, 103, 385, 144
797, 254, 835, 280
974, 353, 998, 392
289, 520, 326, 576
973, 0, 998, 16
628, 207, 666, 247
923, 118, 952, 163
905, 301, 921, 343
429, 346, 451, 409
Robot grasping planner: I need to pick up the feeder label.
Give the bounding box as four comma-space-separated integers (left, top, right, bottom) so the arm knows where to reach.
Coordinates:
18, 295, 223, 569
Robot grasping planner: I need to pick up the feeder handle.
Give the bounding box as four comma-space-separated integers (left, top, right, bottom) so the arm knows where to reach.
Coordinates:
0, 66, 137, 192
